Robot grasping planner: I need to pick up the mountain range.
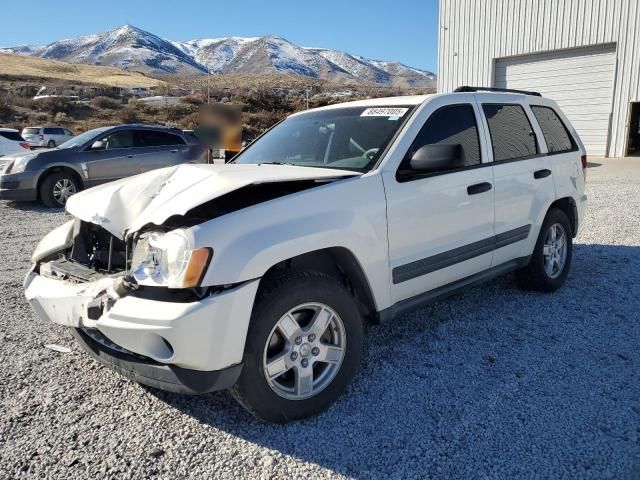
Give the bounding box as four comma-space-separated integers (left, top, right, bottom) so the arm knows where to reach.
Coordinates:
1, 25, 436, 88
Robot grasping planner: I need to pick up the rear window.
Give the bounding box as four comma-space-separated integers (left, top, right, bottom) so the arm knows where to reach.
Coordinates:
482, 104, 538, 161
23, 128, 40, 134
0, 131, 24, 142
531, 106, 575, 153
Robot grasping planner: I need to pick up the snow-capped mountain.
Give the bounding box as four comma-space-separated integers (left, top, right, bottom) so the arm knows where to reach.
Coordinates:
1, 25, 436, 88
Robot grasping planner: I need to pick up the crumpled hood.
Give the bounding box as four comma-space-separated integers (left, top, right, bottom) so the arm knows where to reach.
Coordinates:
66, 163, 359, 238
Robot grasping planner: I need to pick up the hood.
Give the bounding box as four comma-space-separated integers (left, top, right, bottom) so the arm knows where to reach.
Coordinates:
66, 163, 359, 238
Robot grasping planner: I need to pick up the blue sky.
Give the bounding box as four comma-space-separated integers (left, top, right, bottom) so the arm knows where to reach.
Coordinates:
0, 0, 439, 72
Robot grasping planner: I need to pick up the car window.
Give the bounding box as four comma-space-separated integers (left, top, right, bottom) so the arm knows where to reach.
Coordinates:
0, 131, 24, 142
531, 106, 575, 153
482, 104, 538, 161
135, 130, 185, 147
102, 131, 134, 150
63, 129, 73, 136
23, 128, 40, 135
43, 128, 56, 135
401, 103, 481, 173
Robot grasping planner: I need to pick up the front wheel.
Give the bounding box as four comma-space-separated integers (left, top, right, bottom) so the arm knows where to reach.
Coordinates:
230, 271, 363, 422
39, 172, 79, 208
517, 208, 573, 292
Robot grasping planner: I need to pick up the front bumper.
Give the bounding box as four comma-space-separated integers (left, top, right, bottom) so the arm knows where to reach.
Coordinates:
70, 328, 242, 394
25, 270, 260, 382
0, 171, 38, 201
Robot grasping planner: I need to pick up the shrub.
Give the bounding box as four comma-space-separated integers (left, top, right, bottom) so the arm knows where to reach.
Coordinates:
91, 96, 121, 109
32, 97, 72, 115
180, 95, 205, 106
119, 107, 139, 123
54, 112, 70, 123
0, 103, 15, 122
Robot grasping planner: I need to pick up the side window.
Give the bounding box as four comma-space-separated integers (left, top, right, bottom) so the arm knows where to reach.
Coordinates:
401, 104, 481, 174
482, 104, 538, 161
136, 130, 185, 147
531, 106, 575, 153
102, 131, 134, 150
43, 128, 55, 135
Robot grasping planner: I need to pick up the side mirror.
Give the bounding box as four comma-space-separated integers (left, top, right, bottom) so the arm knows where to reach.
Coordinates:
90, 140, 105, 151
408, 144, 465, 174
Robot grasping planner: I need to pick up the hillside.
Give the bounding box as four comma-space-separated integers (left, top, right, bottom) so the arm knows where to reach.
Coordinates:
2, 25, 436, 88
0, 52, 164, 88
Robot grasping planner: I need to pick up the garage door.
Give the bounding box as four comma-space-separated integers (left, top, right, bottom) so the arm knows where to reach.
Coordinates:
494, 44, 616, 157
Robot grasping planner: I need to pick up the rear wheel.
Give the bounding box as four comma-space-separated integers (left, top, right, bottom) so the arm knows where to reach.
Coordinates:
40, 172, 79, 208
516, 208, 573, 292
230, 271, 363, 422
47, 140, 56, 148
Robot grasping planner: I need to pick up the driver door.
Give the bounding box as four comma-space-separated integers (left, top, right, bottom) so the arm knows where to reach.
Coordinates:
85, 130, 140, 186
382, 95, 496, 304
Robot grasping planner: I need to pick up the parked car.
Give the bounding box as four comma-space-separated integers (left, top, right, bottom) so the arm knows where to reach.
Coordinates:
1, 124, 207, 207
0, 128, 30, 157
24, 88, 587, 422
21, 126, 75, 148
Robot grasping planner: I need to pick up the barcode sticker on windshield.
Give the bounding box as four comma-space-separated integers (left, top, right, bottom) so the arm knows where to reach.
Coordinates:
361, 107, 409, 117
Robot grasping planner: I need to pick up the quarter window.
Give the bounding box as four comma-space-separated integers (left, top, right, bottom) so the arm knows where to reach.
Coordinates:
402, 104, 481, 173
531, 106, 575, 153
483, 104, 538, 161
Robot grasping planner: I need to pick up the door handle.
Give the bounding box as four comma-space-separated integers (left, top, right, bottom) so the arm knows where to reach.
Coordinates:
467, 182, 492, 195
534, 169, 551, 179
127, 154, 134, 158
170, 149, 179, 153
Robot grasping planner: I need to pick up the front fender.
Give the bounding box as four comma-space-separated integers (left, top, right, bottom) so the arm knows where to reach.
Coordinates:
192, 174, 392, 311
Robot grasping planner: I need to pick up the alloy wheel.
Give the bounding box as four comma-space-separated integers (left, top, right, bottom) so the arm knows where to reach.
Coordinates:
262, 302, 346, 400
52, 178, 76, 205
542, 223, 567, 279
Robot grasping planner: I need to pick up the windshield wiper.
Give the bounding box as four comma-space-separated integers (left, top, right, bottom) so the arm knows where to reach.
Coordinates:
258, 162, 288, 165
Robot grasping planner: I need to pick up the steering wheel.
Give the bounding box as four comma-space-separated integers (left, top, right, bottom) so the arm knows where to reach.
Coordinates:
361, 148, 379, 160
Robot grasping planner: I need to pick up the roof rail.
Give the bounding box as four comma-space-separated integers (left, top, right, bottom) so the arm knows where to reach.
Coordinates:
454, 86, 542, 97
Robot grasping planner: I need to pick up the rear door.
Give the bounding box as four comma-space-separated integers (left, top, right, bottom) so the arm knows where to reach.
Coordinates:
530, 103, 585, 219
84, 130, 140, 185
382, 95, 496, 304
474, 94, 556, 266
134, 130, 189, 174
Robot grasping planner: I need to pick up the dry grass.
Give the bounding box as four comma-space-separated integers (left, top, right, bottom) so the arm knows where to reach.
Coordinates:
0, 53, 164, 88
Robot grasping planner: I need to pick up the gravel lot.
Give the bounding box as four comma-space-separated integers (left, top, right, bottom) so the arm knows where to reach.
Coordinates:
1, 160, 639, 479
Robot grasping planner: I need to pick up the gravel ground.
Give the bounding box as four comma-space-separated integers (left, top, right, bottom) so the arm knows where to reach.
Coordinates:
1, 161, 639, 479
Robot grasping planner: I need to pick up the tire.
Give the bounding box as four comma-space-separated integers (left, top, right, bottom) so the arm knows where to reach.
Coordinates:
39, 171, 79, 208
516, 208, 573, 292
47, 140, 56, 148
230, 270, 363, 422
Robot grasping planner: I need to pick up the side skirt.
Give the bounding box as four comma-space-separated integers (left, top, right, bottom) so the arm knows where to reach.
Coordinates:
378, 256, 530, 322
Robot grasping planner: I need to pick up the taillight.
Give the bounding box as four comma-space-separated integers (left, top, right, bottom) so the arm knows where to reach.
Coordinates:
581, 154, 587, 180
19, 142, 30, 150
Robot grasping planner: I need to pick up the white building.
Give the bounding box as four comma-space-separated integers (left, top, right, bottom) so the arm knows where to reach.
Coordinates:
437, 0, 640, 157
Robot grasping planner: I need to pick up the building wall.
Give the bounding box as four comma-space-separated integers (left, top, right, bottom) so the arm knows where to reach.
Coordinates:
438, 0, 640, 157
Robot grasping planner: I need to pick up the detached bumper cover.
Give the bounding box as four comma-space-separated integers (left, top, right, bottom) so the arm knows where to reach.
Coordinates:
25, 270, 260, 373
71, 328, 242, 394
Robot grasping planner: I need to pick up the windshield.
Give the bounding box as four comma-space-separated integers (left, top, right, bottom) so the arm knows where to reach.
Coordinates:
58, 127, 109, 149
233, 106, 414, 172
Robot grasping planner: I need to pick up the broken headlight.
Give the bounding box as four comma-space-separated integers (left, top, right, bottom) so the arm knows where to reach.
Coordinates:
130, 231, 211, 288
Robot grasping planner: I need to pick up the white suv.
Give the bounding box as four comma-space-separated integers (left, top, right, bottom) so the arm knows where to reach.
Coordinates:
25, 88, 587, 422
21, 126, 74, 148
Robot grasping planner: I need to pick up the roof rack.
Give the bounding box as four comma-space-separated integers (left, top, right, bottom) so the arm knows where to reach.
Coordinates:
454, 86, 542, 97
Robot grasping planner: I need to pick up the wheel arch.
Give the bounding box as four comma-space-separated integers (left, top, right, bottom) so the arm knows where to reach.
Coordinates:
259, 247, 380, 324
36, 165, 84, 199
548, 197, 578, 237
